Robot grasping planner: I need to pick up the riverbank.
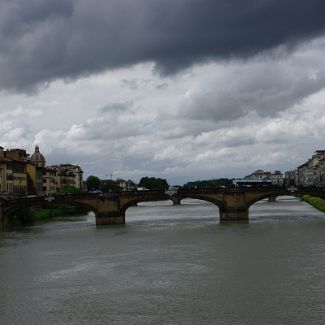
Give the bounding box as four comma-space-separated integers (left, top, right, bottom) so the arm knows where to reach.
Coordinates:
14, 204, 89, 225
302, 195, 325, 212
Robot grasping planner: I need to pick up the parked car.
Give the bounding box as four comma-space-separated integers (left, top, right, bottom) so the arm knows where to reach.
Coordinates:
91, 190, 103, 194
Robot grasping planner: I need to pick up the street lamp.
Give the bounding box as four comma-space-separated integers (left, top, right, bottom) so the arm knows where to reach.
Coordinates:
106, 173, 113, 180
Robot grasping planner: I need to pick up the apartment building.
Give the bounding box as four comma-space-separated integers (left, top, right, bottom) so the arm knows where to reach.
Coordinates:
244, 170, 284, 185
0, 147, 28, 195
0, 144, 84, 196
296, 150, 325, 187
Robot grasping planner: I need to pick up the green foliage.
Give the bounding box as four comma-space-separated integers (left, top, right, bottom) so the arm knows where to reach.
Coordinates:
14, 204, 89, 225
100, 182, 119, 192
86, 175, 101, 191
138, 177, 169, 190
183, 178, 232, 188
302, 195, 325, 212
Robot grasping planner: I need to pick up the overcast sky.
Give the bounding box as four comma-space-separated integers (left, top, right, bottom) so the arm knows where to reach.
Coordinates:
1, 0, 325, 184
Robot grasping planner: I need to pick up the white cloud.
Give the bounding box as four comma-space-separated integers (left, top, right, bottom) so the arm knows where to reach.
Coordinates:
1, 38, 325, 183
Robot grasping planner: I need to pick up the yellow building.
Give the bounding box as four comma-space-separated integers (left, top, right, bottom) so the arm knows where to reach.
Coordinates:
26, 163, 36, 193
0, 147, 27, 195
52, 164, 84, 192
1, 148, 28, 195
11, 160, 28, 195
30, 145, 46, 168
26, 163, 44, 196
0, 146, 6, 194
1, 144, 84, 196
1, 163, 14, 195
0, 147, 30, 195
43, 167, 57, 195
28, 145, 46, 196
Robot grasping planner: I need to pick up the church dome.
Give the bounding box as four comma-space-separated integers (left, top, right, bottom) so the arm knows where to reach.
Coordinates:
30, 145, 46, 167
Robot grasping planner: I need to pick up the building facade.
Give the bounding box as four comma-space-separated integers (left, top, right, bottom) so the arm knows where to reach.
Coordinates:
284, 170, 298, 187
0, 144, 84, 196
43, 167, 57, 195
296, 150, 325, 187
55, 164, 83, 191
244, 170, 284, 186
0, 148, 28, 195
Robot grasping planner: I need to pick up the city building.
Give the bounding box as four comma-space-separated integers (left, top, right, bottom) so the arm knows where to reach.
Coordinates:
98, 178, 136, 192
4, 148, 28, 162
296, 150, 325, 187
30, 144, 46, 168
26, 162, 44, 196
99, 179, 119, 192
126, 179, 137, 191
11, 160, 28, 195
244, 170, 271, 180
43, 167, 58, 195
54, 164, 84, 192
269, 171, 284, 186
0, 147, 28, 195
0, 146, 11, 194
244, 170, 284, 185
315, 157, 325, 186
0, 144, 84, 196
28, 145, 46, 195
284, 170, 298, 187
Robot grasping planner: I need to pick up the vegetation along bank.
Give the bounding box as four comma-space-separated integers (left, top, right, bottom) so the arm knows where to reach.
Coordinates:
14, 205, 89, 225
302, 195, 325, 212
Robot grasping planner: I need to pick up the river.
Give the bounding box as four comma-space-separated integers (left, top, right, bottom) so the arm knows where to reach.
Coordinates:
1, 196, 325, 324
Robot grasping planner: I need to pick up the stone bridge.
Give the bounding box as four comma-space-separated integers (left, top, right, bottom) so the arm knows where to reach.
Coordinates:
173, 187, 325, 220
0, 191, 168, 230
1, 187, 325, 230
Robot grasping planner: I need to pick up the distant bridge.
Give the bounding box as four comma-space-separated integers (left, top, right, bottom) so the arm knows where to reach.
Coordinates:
1, 187, 325, 230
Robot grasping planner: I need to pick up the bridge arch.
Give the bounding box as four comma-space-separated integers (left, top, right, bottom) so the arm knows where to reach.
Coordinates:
3, 198, 98, 220
178, 194, 226, 212
121, 199, 151, 215
120, 194, 225, 220
246, 190, 325, 210
246, 192, 290, 209
3, 188, 325, 227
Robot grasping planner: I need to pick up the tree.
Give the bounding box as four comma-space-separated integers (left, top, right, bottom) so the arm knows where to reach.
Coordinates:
138, 177, 169, 190
86, 175, 100, 191
100, 181, 119, 193
183, 178, 232, 189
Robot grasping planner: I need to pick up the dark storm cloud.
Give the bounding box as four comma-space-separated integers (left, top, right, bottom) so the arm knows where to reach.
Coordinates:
177, 49, 325, 122
1, 0, 325, 91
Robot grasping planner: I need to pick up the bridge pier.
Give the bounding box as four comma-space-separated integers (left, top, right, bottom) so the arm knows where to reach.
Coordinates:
171, 196, 181, 205
0, 205, 4, 231
96, 211, 125, 225
0, 204, 11, 231
219, 208, 249, 221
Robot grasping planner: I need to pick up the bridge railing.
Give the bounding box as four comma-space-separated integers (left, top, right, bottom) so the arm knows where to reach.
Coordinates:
177, 186, 290, 194
1, 186, 324, 204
